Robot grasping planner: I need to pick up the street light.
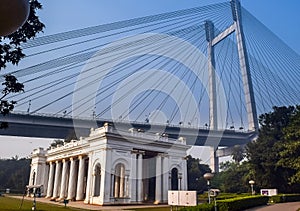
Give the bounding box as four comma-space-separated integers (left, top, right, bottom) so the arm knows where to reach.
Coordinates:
249, 180, 255, 195
204, 173, 214, 204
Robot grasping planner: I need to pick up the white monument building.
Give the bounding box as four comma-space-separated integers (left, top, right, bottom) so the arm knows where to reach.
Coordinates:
28, 123, 190, 205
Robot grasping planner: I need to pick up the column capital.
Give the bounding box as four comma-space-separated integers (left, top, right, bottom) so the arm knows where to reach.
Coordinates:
157, 153, 168, 158
132, 150, 145, 155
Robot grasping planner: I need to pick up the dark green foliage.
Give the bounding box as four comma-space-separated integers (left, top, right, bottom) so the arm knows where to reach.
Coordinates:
277, 106, 300, 185
231, 145, 245, 163
269, 194, 300, 203
0, 158, 30, 193
246, 106, 300, 193
180, 196, 269, 211
0, 0, 44, 128
180, 203, 214, 211
217, 195, 269, 211
186, 155, 211, 193
212, 161, 253, 193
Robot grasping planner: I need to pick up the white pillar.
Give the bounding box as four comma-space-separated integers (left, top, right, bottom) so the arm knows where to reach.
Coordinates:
84, 154, 93, 204
46, 161, 55, 198
114, 171, 120, 198
59, 159, 69, 199
76, 155, 85, 201
102, 149, 112, 203
182, 157, 188, 190
137, 152, 143, 202
52, 160, 62, 199
130, 152, 137, 202
162, 155, 169, 202
119, 165, 125, 197
67, 157, 77, 200
155, 154, 162, 203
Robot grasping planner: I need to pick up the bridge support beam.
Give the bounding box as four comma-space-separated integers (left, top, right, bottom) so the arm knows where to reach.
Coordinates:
209, 147, 219, 173
231, 0, 258, 131
205, 20, 218, 131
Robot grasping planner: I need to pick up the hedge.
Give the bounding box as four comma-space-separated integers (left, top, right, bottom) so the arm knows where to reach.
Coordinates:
217, 195, 269, 211
269, 194, 300, 203
180, 203, 214, 211
180, 195, 269, 211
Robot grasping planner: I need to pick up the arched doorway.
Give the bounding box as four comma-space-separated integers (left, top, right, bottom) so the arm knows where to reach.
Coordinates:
114, 163, 125, 198
171, 168, 178, 190
93, 164, 101, 196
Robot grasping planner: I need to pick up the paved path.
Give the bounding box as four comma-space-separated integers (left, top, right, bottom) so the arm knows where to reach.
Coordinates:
246, 202, 300, 211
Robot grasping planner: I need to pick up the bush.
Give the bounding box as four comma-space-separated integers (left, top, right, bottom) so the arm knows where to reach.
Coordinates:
269, 194, 300, 203
217, 195, 269, 211
181, 195, 268, 211
180, 203, 214, 211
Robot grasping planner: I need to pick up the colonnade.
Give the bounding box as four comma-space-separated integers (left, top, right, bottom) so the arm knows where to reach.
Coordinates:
45, 155, 88, 201
131, 151, 170, 203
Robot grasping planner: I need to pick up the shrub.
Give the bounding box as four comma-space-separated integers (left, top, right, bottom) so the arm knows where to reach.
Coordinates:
180, 203, 214, 211
181, 195, 268, 211
270, 194, 300, 203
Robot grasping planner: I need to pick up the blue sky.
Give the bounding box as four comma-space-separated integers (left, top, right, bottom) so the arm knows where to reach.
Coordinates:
37, 0, 300, 54
1, 0, 299, 159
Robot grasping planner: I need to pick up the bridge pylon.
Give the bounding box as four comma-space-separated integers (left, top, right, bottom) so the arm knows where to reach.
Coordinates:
205, 0, 258, 172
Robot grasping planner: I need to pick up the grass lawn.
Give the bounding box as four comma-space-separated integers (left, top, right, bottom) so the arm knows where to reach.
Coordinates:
0, 196, 89, 211
0, 196, 174, 211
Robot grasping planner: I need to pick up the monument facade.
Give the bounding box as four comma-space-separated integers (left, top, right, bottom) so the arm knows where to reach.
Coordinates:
28, 123, 190, 205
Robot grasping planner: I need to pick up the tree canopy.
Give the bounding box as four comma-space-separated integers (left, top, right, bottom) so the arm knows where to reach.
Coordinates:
186, 155, 211, 193
246, 106, 300, 193
212, 105, 300, 194
0, 0, 44, 127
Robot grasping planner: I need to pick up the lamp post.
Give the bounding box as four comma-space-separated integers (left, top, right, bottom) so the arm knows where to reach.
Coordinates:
249, 180, 255, 195
204, 173, 214, 204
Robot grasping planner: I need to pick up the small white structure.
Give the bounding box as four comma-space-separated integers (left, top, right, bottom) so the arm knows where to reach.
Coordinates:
260, 189, 278, 196
28, 123, 190, 205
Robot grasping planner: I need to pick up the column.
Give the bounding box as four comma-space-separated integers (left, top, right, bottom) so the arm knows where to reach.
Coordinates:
52, 160, 62, 199
84, 155, 92, 203
119, 165, 125, 197
59, 159, 69, 199
130, 152, 137, 201
46, 162, 55, 198
76, 156, 85, 201
155, 154, 162, 203
137, 152, 143, 202
162, 155, 169, 202
67, 157, 77, 200
114, 171, 120, 198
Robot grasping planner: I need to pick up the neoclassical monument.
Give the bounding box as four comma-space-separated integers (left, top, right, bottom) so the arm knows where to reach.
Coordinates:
28, 123, 190, 205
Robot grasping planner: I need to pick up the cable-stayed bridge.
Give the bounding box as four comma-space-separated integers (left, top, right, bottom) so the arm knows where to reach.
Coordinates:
0, 0, 299, 170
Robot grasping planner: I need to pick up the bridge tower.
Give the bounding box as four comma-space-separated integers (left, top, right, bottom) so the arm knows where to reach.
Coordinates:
205, 0, 258, 172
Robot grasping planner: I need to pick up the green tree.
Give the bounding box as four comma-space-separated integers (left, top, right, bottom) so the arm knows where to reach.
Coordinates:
0, 158, 30, 193
213, 161, 253, 193
0, 0, 44, 128
231, 145, 245, 163
278, 106, 300, 185
186, 155, 211, 193
246, 106, 296, 193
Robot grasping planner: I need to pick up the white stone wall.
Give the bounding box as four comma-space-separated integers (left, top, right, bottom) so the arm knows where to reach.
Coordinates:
28, 124, 190, 205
